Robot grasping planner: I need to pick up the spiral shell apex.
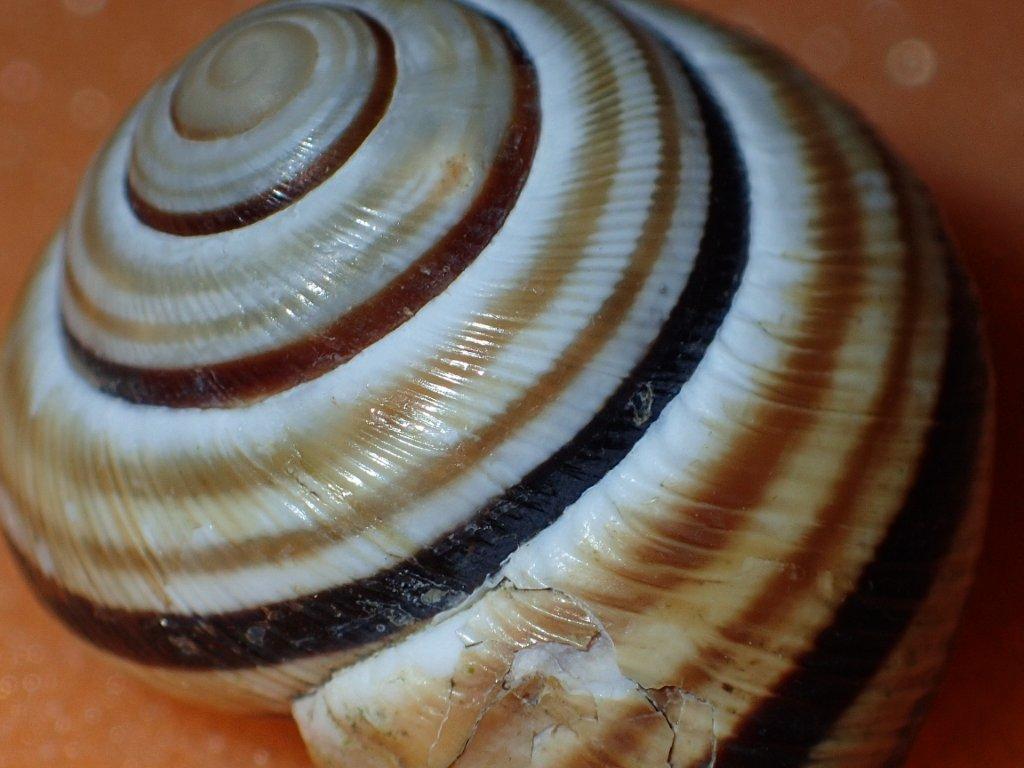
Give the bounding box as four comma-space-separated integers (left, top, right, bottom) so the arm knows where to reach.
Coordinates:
0, 0, 991, 766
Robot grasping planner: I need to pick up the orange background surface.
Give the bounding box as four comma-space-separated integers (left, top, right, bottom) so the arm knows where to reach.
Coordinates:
0, 1, 1021, 766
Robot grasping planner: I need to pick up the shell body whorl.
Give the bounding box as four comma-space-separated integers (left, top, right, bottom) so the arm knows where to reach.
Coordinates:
0, 0, 991, 766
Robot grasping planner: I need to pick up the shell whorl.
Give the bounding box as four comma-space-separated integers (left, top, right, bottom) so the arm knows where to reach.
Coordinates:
0, 0, 990, 766
63, 0, 541, 405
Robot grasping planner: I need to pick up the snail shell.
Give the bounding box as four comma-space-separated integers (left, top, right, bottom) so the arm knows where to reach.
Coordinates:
0, 0, 991, 766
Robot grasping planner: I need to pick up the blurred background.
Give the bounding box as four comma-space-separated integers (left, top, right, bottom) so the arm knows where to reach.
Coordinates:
0, 1, 1021, 766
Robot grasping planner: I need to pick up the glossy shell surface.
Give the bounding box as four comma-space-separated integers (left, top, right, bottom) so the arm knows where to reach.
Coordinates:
0, 0, 991, 766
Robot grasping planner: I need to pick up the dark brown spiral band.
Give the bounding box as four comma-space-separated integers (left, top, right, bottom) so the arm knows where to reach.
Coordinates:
19, 50, 747, 671
708, 246, 987, 768
126, 12, 397, 237
65, 22, 540, 409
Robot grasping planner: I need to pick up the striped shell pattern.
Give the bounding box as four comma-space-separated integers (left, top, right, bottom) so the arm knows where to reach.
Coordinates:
0, 0, 991, 766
